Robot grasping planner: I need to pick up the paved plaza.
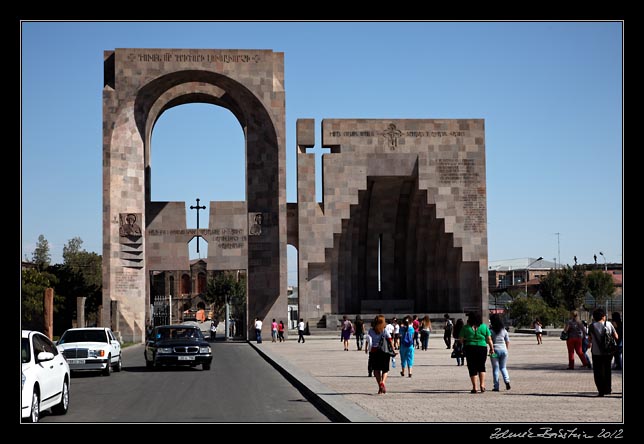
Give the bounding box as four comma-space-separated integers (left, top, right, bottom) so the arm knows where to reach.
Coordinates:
252, 330, 623, 423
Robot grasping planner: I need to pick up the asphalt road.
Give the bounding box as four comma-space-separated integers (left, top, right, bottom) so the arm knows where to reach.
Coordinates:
39, 341, 330, 423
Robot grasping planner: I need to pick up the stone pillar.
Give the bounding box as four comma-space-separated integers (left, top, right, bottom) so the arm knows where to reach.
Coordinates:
43, 288, 54, 340
77, 297, 87, 328
110, 300, 119, 332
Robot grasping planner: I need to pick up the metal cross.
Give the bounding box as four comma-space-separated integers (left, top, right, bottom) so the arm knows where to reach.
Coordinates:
190, 198, 206, 253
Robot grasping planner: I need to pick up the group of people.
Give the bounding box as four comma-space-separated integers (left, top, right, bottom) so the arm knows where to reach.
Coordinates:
355, 312, 512, 395
559, 309, 621, 397
253, 318, 308, 344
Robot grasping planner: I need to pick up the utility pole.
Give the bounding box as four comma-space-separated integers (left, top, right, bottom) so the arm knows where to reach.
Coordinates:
554, 233, 561, 269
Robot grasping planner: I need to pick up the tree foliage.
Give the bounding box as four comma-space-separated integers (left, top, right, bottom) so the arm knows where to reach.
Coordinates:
585, 270, 615, 306
538, 266, 587, 311
51, 237, 103, 333
206, 272, 246, 319
506, 296, 568, 328
32, 234, 51, 270
21, 268, 61, 331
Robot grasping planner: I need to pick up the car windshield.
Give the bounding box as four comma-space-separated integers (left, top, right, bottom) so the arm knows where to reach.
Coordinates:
21, 338, 31, 363
155, 327, 202, 341
59, 329, 108, 344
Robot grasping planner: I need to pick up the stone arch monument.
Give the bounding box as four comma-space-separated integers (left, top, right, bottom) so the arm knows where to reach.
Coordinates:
103, 48, 488, 342
102, 49, 286, 341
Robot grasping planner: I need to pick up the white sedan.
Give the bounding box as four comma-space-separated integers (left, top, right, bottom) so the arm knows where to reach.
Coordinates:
22, 330, 70, 422
56, 327, 122, 376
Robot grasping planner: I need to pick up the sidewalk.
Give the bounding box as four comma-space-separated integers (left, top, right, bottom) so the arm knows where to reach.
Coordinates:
250, 332, 623, 423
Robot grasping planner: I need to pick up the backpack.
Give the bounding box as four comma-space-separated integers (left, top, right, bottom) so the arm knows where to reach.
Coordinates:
401, 327, 414, 347
600, 323, 617, 355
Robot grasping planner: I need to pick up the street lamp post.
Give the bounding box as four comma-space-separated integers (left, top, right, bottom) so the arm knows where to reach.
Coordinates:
599, 252, 607, 271
525, 257, 544, 296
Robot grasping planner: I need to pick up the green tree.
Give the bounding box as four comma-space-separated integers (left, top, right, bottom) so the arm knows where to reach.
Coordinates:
21, 267, 61, 331
32, 234, 51, 270
539, 270, 564, 308
506, 296, 568, 328
206, 272, 246, 320
52, 237, 102, 333
586, 270, 615, 306
539, 267, 587, 310
559, 266, 587, 310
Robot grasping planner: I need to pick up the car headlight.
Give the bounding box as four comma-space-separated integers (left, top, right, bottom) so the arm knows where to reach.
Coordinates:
21, 371, 26, 390
199, 346, 211, 354
157, 347, 172, 354
89, 349, 106, 358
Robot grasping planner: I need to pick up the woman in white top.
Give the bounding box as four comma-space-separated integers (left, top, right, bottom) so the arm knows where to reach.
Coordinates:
533, 318, 543, 345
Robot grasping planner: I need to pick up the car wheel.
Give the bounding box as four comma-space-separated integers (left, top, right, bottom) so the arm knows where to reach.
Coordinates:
145, 358, 153, 369
203, 363, 211, 371
52, 379, 69, 415
26, 389, 40, 423
102, 354, 112, 376
113, 354, 122, 372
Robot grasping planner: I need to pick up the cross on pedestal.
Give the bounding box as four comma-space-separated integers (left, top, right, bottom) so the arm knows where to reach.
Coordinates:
190, 198, 206, 253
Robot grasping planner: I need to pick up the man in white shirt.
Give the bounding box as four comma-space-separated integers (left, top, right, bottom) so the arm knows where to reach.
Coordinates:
254, 318, 263, 344
298, 319, 306, 343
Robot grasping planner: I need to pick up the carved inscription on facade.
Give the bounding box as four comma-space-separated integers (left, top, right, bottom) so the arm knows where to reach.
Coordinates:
114, 270, 140, 292
431, 158, 485, 233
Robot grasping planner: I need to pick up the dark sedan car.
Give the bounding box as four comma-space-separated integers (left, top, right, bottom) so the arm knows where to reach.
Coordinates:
144, 325, 212, 370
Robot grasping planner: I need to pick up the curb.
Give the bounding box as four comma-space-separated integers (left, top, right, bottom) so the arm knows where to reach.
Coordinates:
248, 341, 381, 423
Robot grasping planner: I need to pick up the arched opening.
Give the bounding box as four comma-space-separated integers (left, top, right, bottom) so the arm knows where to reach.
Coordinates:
287, 244, 299, 329
180, 273, 191, 296
150, 103, 245, 261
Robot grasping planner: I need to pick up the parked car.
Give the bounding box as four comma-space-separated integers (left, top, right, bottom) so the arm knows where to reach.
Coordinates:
144, 324, 212, 370
22, 330, 70, 422
56, 327, 122, 376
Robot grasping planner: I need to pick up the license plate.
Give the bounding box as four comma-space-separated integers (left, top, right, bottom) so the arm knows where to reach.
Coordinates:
67, 359, 85, 365
178, 356, 195, 361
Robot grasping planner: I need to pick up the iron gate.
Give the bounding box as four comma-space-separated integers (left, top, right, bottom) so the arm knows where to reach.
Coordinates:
153, 295, 170, 327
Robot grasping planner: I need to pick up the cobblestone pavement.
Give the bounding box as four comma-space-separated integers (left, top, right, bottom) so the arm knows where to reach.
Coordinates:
252, 331, 623, 423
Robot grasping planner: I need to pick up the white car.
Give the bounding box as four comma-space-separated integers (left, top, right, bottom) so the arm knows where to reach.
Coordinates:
22, 330, 70, 422
56, 327, 122, 376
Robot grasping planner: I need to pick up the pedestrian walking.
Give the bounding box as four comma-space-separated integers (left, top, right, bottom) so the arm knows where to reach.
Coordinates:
412, 315, 420, 349
277, 320, 285, 342
581, 320, 591, 366
420, 315, 432, 350
392, 318, 400, 350
365, 318, 375, 377
341, 315, 353, 351
588, 308, 618, 396
298, 318, 306, 343
271, 318, 278, 342
254, 318, 263, 344
399, 316, 415, 377
444, 314, 453, 349
354, 315, 365, 351
210, 320, 217, 341
452, 318, 465, 366
533, 318, 543, 345
367, 315, 395, 394
611, 312, 622, 370
489, 314, 511, 391
563, 310, 591, 370
459, 311, 494, 393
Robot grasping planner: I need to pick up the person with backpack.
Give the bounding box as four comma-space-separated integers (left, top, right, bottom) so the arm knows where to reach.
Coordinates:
399, 316, 415, 377
588, 308, 618, 397
563, 310, 591, 370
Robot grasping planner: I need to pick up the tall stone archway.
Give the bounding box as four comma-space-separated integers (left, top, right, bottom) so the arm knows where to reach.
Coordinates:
102, 49, 286, 341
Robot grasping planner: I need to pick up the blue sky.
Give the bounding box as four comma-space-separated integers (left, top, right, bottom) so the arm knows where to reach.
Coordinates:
21, 22, 623, 284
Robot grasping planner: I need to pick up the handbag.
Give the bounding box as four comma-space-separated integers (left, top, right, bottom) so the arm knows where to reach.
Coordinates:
378, 335, 396, 357
560, 331, 568, 341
